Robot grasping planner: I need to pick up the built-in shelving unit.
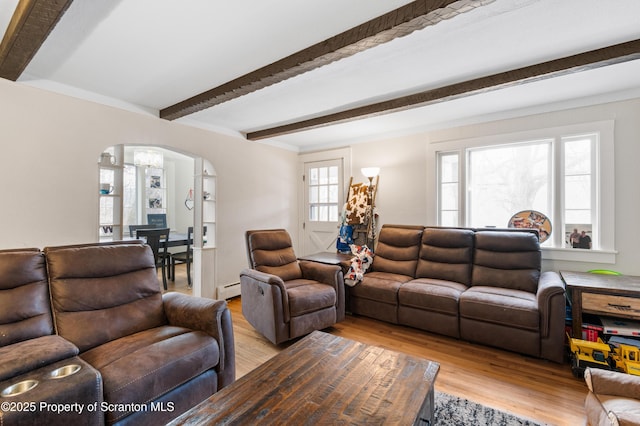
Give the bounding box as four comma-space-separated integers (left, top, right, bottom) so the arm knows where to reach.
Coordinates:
98, 145, 124, 241
193, 158, 223, 299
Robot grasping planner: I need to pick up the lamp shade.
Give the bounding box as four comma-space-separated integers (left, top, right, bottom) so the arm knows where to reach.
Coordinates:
361, 167, 380, 178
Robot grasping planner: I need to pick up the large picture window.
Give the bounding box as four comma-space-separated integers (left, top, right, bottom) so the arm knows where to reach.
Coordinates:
467, 140, 552, 230
434, 121, 614, 260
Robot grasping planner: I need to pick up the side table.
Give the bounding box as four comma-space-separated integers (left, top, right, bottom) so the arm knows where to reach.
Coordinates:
560, 271, 640, 338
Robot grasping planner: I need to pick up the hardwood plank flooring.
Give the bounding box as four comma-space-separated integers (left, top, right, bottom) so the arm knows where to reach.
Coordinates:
166, 265, 588, 425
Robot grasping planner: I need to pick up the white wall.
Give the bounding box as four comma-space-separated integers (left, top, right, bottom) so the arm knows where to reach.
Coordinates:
349, 97, 640, 275
3, 76, 639, 281
166, 155, 195, 234
0, 78, 298, 287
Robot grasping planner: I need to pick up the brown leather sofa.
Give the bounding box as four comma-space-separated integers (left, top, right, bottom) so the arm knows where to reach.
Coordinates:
0, 248, 103, 426
0, 242, 235, 425
349, 225, 566, 363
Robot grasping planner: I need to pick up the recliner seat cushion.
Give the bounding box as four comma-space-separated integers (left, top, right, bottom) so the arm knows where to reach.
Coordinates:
81, 325, 219, 424
350, 272, 412, 304
285, 279, 336, 317
459, 286, 539, 332
399, 278, 467, 315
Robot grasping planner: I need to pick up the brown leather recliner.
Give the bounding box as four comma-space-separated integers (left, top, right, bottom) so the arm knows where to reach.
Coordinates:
240, 229, 345, 344
44, 242, 235, 425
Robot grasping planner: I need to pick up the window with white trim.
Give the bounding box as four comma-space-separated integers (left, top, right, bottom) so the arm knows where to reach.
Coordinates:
434, 121, 614, 258
308, 164, 340, 222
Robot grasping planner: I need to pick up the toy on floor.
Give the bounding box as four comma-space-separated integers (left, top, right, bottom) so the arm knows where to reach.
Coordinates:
568, 333, 640, 378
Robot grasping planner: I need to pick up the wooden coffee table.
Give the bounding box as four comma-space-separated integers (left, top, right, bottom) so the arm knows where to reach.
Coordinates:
169, 331, 439, 425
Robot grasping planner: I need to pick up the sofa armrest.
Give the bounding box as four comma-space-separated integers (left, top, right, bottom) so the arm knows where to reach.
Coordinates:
586, 367, 640, 398
0, 335, 79, 382
240, 268, 289, 322
299, 260, 342, 287
299, 260, 345, 322
536, 271, 565, 336
162, 292, 236, 389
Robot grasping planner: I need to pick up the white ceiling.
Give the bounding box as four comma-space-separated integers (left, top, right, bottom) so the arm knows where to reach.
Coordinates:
3, 0, 640, 152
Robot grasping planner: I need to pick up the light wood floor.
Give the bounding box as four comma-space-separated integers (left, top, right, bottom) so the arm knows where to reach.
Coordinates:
166, 265, 588, 426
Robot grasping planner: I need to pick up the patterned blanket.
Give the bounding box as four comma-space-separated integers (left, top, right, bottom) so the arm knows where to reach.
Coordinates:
344, 244, 374, 287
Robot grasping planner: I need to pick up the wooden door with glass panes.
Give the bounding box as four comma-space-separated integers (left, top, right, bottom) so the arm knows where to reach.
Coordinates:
302, 159, 343, 255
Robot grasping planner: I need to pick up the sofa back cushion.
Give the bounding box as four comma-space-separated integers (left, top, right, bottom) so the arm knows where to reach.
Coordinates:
372, 225, 423, 277
416, 228, 474, 285
246, 229, 302, 281
0, 249, 53, 347
45, 242, 166, 352
472, 230, 541, 293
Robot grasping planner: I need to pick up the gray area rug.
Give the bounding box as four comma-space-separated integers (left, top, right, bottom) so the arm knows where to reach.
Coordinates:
435, 392, 543, 426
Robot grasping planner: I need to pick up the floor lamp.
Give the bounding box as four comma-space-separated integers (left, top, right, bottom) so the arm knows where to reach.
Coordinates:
361, 167, 380, 249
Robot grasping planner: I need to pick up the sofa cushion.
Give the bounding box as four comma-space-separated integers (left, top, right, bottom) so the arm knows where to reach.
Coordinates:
399, 278, 467, 315
0, 335, 79, 382
285, 279, 336, 317
350, 272, 411, 304
81, 325, 219, 424
459, 286, 539, 332
0, 249, 54, 346
45, 243, 167, 352
415, 228, 474, 285
247, 229, 302, 281
372, 225, 423, 277
472, 231, 541, 293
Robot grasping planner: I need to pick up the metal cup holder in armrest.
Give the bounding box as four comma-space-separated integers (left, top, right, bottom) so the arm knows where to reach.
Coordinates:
1, 379, 39, 397
49, 364, 81, 379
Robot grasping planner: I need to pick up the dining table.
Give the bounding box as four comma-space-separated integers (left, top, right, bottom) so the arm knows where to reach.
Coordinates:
124, 231, 192, 248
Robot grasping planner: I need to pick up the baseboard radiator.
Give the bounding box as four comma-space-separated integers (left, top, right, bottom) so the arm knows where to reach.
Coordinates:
217, 281, 241, 300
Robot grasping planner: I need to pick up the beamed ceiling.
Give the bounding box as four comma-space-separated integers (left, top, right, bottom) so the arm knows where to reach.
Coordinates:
1, 0, 640, 152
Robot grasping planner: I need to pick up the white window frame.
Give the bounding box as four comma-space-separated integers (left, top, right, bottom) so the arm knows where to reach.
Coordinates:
429, 120, 616, 263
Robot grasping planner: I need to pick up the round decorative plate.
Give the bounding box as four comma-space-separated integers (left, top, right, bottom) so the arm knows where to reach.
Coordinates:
507, 210, 552, 243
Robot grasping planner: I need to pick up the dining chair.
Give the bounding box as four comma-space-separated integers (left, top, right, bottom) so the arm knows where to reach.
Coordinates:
129, 224, 157, 238
147, 213, 167, 228
135, 228, 171, 290
170, 227, 193, 288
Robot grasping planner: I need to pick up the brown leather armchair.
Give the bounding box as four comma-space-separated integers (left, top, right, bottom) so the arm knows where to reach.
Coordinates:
584, 367, 640, 426
240, 229, 345, 344
44, 242, 235, 425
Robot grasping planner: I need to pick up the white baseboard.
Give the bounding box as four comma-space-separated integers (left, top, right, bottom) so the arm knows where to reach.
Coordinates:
217, 281, 241, 300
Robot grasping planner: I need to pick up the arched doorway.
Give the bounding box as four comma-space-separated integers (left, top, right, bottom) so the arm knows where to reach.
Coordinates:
98, 144, 217, 298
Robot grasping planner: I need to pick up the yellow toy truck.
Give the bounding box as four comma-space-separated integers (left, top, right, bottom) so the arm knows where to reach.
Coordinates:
568, 334, 640, 378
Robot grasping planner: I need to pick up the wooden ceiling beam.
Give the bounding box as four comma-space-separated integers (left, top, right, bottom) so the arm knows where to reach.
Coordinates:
245, 39, 640, 140
0, 0, 73, 81
160, 0, 493, 121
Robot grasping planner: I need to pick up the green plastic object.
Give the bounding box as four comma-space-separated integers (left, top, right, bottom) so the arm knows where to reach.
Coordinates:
587, 269, 622, 275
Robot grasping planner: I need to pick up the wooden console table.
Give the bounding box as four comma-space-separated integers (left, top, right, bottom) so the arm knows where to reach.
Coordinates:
561, 271, 640, 338
169, 331, 440, 425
